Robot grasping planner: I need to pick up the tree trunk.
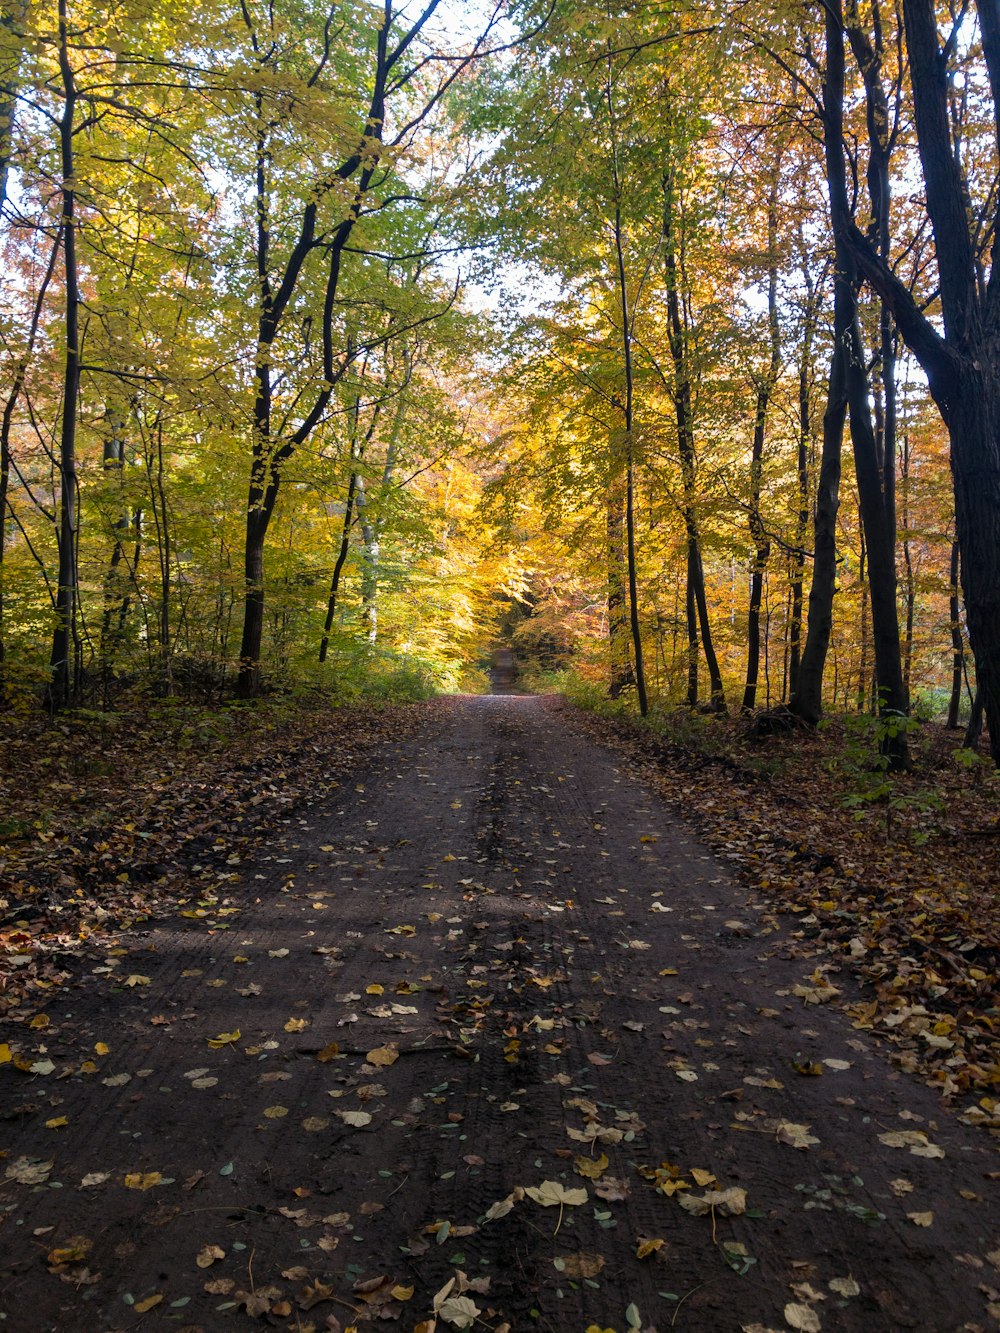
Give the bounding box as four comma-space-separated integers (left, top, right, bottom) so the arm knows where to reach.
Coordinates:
788, 272, 817, 698
790, 315, 847, 724
606, 481, 633, 697
319, 472, 357, 664
663, 168, 725, 712
947, 538, 963, 729
838, 0, 1000, 762
610, 193, 647, 715
46, 0, 81, 712
742, 167, 781, 711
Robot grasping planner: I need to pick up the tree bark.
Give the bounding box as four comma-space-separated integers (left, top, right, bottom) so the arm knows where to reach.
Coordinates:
790, 303, 847, 724
947, 538, 964, 729
663, 167, 725, 711
839, 0, 1000, 762
788, 266, 818, 699
742, 166, 781, 711
319, 472, 357, 664
46, 0, 81, 711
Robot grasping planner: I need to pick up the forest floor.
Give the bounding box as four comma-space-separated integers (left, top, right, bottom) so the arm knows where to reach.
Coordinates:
0, 691, 998, 1333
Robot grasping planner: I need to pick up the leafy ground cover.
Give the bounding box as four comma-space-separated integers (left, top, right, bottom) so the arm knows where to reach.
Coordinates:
571, 697, 1000, 1129
0, 693, 997, 1332
0, 697, 422, 1025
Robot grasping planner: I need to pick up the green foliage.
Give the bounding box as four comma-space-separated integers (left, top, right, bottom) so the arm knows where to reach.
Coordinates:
833, 714, 944, 843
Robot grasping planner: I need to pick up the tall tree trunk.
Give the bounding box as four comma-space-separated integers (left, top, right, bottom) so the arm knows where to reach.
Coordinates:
46, 0, 80, 711
610, 194, 647, 715
235, 12, 394, 696
663, 167, 725, 712
840, 0, 1000, 762
355, 470, 378, 644
900, 434, 915, 694
684, 543, 698, 706
828, 0, 908, 760
856, 529, 868, 711
790, 312, 847, 724
743, 166, 781, 710
606, 481, 633, 697
947, 538, 964, 729
319, 472, 357, 664
788, 270, 817, 698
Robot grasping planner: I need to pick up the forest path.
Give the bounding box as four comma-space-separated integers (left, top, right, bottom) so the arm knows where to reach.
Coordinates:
1, 695, 996, 1332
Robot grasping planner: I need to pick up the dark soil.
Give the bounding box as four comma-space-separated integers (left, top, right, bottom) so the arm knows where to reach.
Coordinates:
1, 695, 997, 1332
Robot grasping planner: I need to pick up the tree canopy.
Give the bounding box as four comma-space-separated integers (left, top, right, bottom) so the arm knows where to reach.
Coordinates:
1, 0, 998, 758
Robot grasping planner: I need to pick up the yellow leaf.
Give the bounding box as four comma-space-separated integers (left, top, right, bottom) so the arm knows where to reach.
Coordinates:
316, 1043, 340, 1063
690, 1168, 717, 1187
0, 1044, 12, 1064
134, 1294, 163, 1314
123, 975, 150, 987
263, 1105, 288, 1118
636, 1237, 666, 1259
366, 1044, 399, 1067
574, 1153, 608, 1180
659, 968, 678, 976
45, 1116, 68, 1129
47, 1237, 91, 1266
907, 1210, 933, 1226
233, 955, 249, 964
365, 984, 384, 996
207, 1030, 240, 1048
284, 1018, 309, 1032
390, 1284, 414, 1301
196, 1244, 226, 1268
30, 1014, 50, 1030
94, 1042, 110, 1056
124, 1172, 162, 1191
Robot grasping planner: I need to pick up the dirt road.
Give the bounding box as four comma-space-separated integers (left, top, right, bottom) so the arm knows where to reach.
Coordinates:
1, 695, 997, 1332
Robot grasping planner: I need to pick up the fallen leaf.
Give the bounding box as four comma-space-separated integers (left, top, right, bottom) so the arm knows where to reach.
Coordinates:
776, 1121, 820, 1150
196, 1244, 226, 1268
133, 1294, 163, 1314
47, 1237, 91, 1266
284, 1017, 309, 1032
438, 1295, 480, 1329
636, 1237, 666, 1259
784, 1303, 821, 1331
677, 1186, 747, 1217
207, 1030, 240, 1048
263, 1105, 288, 1119
366, 1044, 399, 1067
828, 1276, 860, 1298
574, 1153, 608, 1180
557, 1252, 605, 1278
907, 1211, 933, 1226
5, 1158, 52, 1184
525, 1181, 588, 1207
337, 1110, 372, 1127
124, 1172, 163, 1191
877, 1130, 944, 1157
